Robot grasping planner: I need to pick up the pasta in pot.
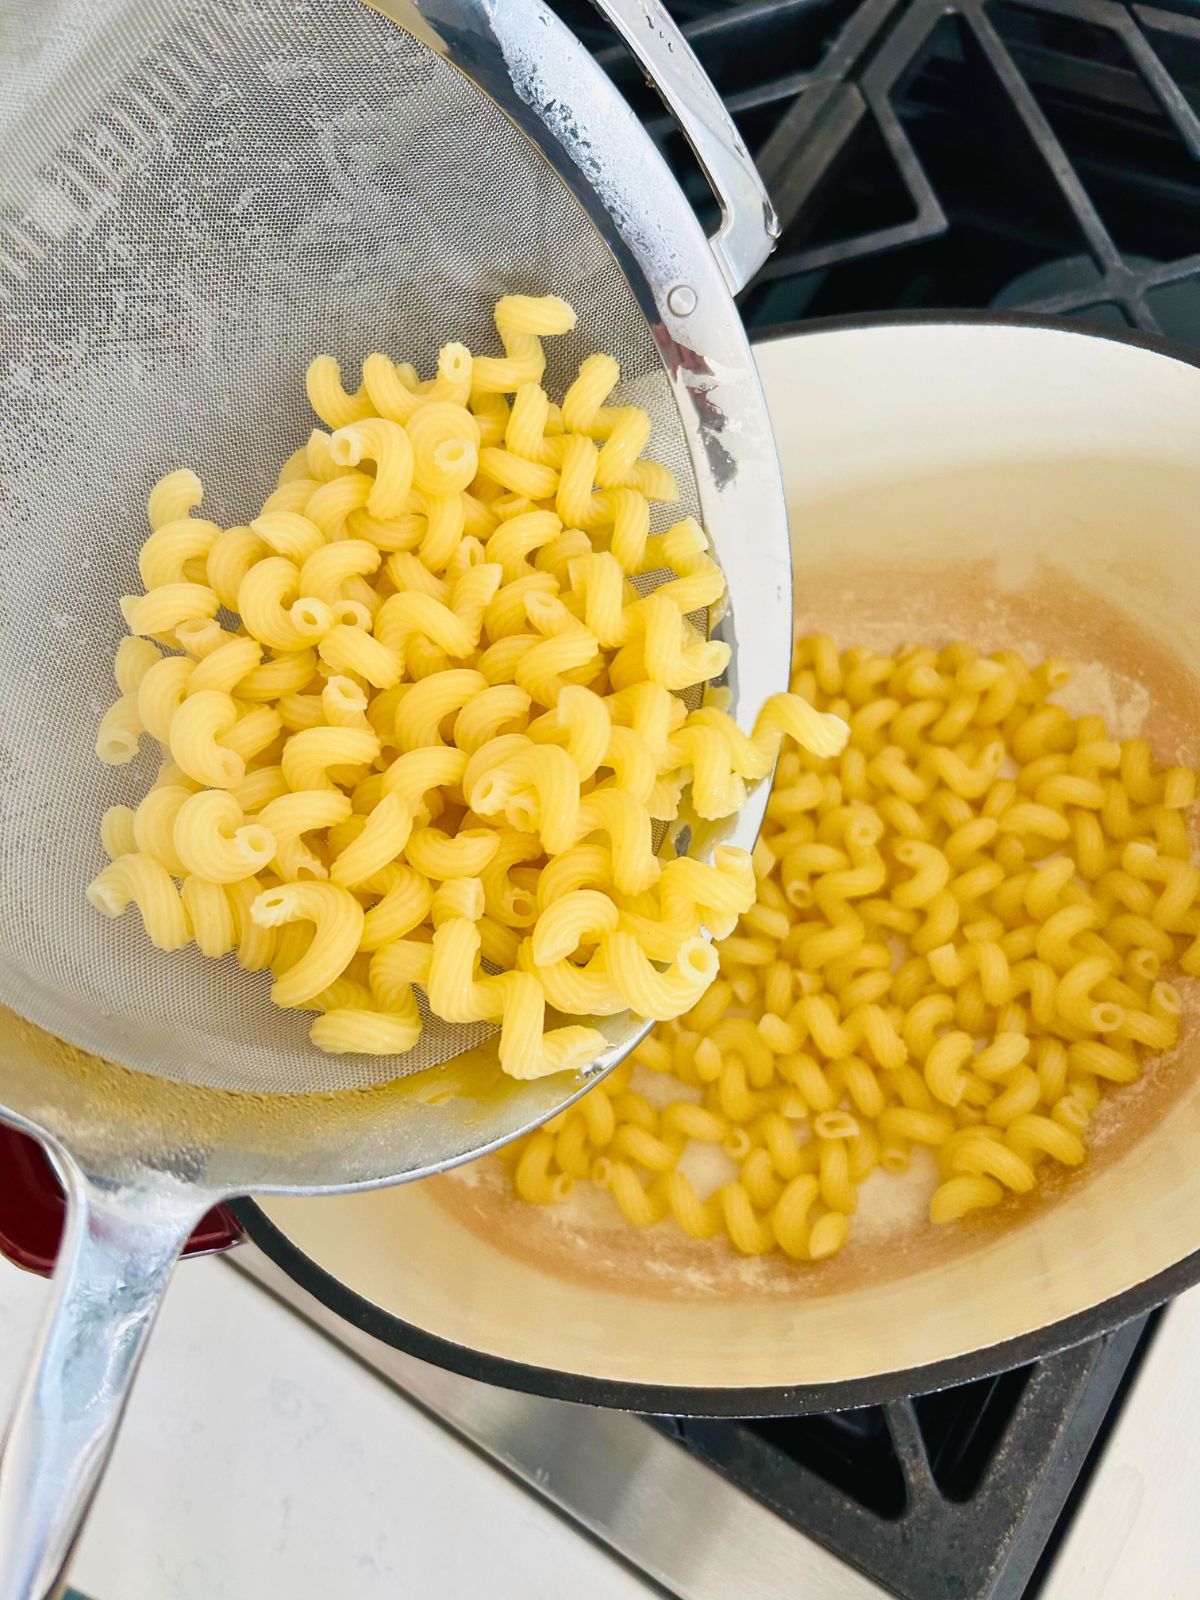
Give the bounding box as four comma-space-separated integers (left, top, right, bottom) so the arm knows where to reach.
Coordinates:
506, 634, 1200, 1263
88, 294, 845, 1076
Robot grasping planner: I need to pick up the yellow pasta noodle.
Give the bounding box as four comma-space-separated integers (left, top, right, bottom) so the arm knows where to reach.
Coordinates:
120, 581, 219, 638
100, 804, 138, 861
251, 881, 365, 1007
96, 695, 143, 765
281, 726, 380, 792
173, 791, 276, 884
305, 354, 374, 430
310, 995, 423, 1055
330, 418, 415, 519
147, 468, 204, 529
168, 690, 244, 789
86, 853, 191, 950
181, 874, 238, 959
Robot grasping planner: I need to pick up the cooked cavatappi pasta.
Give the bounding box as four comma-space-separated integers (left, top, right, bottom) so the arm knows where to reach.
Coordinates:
87, 295, 846, 1080
506, 635, 1200, 1256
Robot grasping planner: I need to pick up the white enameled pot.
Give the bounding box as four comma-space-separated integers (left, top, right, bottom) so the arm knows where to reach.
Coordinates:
241, 318, 1200, 1414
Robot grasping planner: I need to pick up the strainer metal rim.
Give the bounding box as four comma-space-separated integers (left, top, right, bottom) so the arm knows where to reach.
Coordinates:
1, 0, 793, 1181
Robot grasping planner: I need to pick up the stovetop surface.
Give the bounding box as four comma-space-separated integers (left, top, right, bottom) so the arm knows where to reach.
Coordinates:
235, 1244, 1199, 1600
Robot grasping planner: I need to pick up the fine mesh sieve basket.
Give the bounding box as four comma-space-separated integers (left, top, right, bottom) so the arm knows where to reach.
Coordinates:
0, 0, 790, 1591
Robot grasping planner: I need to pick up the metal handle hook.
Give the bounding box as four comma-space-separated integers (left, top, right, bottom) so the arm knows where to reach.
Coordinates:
587, 0, 780, 294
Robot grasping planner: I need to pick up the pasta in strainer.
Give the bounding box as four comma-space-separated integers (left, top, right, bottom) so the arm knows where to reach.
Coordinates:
89, 296, 846, 1080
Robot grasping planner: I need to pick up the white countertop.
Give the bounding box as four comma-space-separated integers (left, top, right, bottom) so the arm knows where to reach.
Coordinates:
8, 1240, 1200, 1600
0, 1252, 652, 1600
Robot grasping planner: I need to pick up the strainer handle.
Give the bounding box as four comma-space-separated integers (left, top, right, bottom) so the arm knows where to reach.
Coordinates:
0, 1157, 206, 1600
587, 0, 780, 294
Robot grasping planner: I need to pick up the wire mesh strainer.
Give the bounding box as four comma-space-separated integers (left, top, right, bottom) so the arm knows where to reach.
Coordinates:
0, 0, 790, 1590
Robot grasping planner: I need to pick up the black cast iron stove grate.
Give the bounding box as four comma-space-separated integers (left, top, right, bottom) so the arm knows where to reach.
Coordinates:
649, 1313, 1156, 1598
549, 0, 1199, 1594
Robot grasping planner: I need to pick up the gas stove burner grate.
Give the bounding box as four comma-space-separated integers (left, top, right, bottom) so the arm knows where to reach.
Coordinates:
563, 0, 1200, 340
650, 1313, 1157, 1600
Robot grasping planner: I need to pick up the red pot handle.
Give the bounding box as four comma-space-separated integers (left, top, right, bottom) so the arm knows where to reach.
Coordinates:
0, 1124, 242, 1277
